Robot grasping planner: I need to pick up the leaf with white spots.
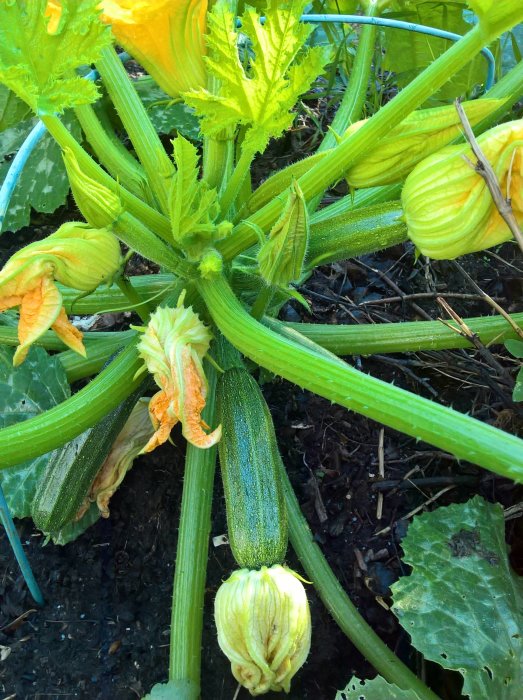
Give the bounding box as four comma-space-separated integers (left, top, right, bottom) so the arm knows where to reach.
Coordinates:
0, 112, 81, 233
0, 345, 70, 519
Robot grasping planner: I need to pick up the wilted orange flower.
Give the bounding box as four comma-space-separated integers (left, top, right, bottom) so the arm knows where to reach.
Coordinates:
136, 297, 221, 451
101, 0, 208, 97
0, 223, 122, 365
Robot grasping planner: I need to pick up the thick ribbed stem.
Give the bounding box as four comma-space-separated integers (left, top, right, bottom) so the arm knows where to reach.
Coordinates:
283, 471, 439, 699
219, 23, 512, 260
267, 313, 523, 355
40, 115, 172, 241
168, 364, 218, 698
0, 343, 142, 469
96, 46, 174, 214
74, 103, 149, 201
199, 275, 523, 482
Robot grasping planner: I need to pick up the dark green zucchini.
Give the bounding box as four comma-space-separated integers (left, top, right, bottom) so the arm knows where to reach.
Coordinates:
31, 387, 144, 533
217, 360, 288, 570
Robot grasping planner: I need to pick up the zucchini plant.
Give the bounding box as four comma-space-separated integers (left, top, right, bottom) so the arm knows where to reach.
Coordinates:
0, 1, 522, 698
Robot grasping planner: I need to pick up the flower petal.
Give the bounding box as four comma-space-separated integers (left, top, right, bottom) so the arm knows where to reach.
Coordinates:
180, 346, 221, 448
13, 274, 63, 365
51, 307, 86, 357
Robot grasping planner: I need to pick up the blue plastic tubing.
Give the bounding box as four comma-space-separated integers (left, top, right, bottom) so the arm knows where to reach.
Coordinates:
0, 20, 496, 604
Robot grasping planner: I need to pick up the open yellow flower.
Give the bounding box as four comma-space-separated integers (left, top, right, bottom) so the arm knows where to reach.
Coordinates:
100, 0, 208, 97
402, 119, 523, 259
0, 222, 122, 365
136, 298, 221, 451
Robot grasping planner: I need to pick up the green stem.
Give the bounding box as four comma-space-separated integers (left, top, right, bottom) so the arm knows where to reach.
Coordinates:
219, 23, 511, 260
58, 333, 135, 383
113, 212, 193, 279
199, 275, 523, 481
96, 46, 174, 214
219, 145, 256, 219
59, 274, 180, 314
307, 4, 378, 212
250, 285, 274, 320
267, 312, 523, 355
0, 343, 142, 468
169, 363, 218, 698
40, 114, 172, 242
74, 103, 150, 202
0, 327, 134, 352
283, 471, 439, 699
116, 277, 151, 323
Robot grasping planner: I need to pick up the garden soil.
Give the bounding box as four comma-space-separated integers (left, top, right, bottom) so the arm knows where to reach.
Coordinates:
1, 217, 522, 700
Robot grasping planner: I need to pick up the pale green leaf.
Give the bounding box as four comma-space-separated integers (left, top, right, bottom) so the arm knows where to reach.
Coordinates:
505, 340, 523, 359
336, 676, 420, 699
0, 345, 70, 519
184, 0, 332, 154
0, 112, 81, 233
513, 368, 523, 402
169, 134, 220, 252
0, 85, 32, 132
0, 0, 111, 115
392, 496, 523, 699
142, 680, 198, 699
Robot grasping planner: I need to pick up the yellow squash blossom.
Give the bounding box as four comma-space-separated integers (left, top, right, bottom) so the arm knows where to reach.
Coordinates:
402, 119, 523, 259
215, 565, 312, 696
0, 223, 122, 365
101, 0, 208, 97
136, 298, 221, 451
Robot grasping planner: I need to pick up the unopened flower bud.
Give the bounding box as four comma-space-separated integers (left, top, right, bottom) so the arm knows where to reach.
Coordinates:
257, 180, 309, 287
215, 565, 311, 696
63, 147, 123, 229
402, 119, 522, 259
198, 249, 223, 278
343, 99, 502, 188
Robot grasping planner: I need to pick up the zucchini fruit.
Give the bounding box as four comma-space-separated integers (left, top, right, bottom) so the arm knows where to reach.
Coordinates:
217, 354, 288, 570
31, 387, 144, 533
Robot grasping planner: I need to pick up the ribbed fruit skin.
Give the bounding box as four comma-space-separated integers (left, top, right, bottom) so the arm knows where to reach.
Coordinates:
217, 367, 288, 570
31, 389, 142, 533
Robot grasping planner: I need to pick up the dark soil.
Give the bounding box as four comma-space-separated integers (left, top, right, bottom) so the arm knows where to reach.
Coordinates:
1, 235, 522, 700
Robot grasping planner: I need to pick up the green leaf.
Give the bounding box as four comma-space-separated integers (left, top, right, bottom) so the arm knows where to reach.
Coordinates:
392, 496, 523, 699
0, 0, 111, 115
49, 501, 100, 545
0, 85, 32, 132
169, 134, 220, 251
142, 680, 199, 700
133, 80, 201, 140
513, 367, 523, 402
0, 345, 70, 518
505, 339, 523, 359
336, 676, 420, 699
0, 112, 81, 233
184, 0, 333, 155
381, 2, 487, 104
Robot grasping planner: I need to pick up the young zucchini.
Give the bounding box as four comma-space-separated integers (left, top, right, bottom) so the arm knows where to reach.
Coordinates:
217, 358, 288, 570
31, 387, 144, 533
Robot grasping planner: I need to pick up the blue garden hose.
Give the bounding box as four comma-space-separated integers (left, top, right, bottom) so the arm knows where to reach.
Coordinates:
0, 17, 496, 603
0, 486, 44, 605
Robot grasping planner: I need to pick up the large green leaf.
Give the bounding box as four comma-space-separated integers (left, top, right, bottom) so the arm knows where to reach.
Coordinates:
142, 680, 199, 699
0, 85, 32, 133
0, 113, 81, 233
336, 676, 420, 699
381, 2, 487, 104
392, 496, 523, 699
0, 0, 111, 114
0, 345, 70, 518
